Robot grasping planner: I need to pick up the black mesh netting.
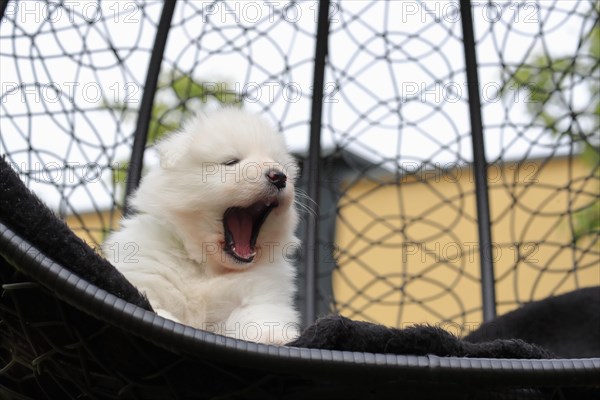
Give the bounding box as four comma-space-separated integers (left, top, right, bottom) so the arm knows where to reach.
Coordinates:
0, 0, 599, 398
319, 1, 599, 326
1, 0, 598, 327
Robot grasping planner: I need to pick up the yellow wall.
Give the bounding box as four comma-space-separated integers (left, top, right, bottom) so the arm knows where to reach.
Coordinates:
333, 157, 599, 332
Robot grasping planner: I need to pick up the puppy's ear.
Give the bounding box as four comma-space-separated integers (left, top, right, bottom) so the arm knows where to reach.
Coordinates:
156, 131, 191, 169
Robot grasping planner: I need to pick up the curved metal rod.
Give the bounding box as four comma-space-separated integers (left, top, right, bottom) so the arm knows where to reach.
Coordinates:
123, 1, 176, 215
1, 222, 599, 385
303, 0, 331, 326
460, 0, 497, 321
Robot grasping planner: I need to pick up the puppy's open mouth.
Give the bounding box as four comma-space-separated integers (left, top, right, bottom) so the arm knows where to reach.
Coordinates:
223, 199, 279, 263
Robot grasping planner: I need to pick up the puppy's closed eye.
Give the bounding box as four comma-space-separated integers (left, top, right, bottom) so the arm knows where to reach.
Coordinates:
223, 159, 240, 166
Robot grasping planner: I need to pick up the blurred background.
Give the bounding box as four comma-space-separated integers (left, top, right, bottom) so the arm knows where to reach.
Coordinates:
1, 0, 598, 333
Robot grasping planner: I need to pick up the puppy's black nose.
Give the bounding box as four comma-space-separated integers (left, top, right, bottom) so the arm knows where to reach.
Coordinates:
267, 170, 287, 189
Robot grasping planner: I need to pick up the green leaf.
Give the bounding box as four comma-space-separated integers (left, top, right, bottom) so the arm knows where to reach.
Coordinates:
111, 161, 129, 185
573, 200, 600, 242
581, 143, 600, 170
500, 2, 599, 243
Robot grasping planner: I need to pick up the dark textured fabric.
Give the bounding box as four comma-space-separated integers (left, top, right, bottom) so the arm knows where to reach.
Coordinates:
0, 156, 152, 311
289, 315, 553, 358
465, 287, 600, 358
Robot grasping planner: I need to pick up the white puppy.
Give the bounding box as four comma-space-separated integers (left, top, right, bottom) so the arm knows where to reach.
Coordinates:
103, 108, 301, 345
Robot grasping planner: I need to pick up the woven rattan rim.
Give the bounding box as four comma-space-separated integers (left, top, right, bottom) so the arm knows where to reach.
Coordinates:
1, 222, 598, 387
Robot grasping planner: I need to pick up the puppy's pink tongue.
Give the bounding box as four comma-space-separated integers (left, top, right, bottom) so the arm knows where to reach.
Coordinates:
227, 210, 253, 258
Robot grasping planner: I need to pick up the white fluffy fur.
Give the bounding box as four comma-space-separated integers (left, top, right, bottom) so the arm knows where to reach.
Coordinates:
103, 108, 300, 345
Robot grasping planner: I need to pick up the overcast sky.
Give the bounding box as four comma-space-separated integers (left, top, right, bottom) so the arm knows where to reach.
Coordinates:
0, 1, 594, 212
